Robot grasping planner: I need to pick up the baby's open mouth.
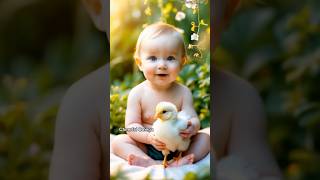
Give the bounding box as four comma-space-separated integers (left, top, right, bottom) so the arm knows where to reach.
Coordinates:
156, 74, 168, 77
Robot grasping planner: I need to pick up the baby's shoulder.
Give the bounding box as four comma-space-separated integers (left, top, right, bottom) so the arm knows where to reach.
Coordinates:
57, 65, 107, 129
174, 82, 192, 94
128, 81, 147, 97
213, 68, 263, 112
64, 65, 106, 103
214, 68, 259, 98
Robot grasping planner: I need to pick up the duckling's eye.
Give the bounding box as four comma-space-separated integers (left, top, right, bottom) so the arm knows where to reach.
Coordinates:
162, 110, 167, 114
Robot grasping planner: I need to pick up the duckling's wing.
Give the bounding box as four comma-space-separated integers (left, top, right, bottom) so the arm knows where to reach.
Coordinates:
176, 111, 191, 130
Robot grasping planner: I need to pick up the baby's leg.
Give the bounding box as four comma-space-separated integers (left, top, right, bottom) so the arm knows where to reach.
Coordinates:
111, 134, 161, 167
182, 131, 210, 162
168, 128, 210, 167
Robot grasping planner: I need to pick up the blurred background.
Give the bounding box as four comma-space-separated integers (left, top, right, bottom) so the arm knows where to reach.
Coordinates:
0, 0, 106, 179
1, 0, 319, 179
215, 0, 320, 179
109, 0, 210, 135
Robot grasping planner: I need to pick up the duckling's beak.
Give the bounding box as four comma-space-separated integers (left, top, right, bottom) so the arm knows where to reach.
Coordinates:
154, 112, 160, 120
154, 111, 165, 121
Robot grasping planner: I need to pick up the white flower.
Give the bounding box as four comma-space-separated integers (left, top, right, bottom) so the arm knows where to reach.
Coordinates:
191, 3, 197, 9
185, 0, 197, 9
175, 11, 186, 21
132, 10, 141, 18
191, 33, 199, 41
185, 0, 193, 8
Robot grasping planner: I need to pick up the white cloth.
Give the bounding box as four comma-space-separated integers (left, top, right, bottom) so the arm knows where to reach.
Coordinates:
110, 134, 211, 180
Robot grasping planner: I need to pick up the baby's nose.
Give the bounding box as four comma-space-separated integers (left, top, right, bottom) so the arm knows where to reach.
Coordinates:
157, 59, 167, 69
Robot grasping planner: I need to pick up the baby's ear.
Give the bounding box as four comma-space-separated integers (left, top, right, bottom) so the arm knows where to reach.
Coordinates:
82, 0, 109, 33
135, 58, 143, 71
181, 56, 187, 66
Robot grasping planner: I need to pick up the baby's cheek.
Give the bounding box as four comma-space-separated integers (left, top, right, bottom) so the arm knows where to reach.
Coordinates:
145, 68, 155, 75
170, 65, 181, 75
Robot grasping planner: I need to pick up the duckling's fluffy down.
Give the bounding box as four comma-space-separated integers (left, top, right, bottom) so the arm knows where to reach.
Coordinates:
153, 102, 191, 155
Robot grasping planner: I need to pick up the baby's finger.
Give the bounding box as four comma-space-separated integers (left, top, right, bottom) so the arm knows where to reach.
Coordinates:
155, 147, 164, 151
155, 145, 165, 150
154, 142, 164, 146
157, 144, 165, 148
154, 141, 165, 147
155, 139, 165, 145
183, 129, 191, 134
180, 134, 187, 138
180, 131, 190, 135
187, 128, 193, 133
180, 132, 190, 138
180, 129, 188, 134
154, 146, 162, 151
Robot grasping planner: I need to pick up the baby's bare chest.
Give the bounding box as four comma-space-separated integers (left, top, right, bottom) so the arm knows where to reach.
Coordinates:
140, 95, 182, 125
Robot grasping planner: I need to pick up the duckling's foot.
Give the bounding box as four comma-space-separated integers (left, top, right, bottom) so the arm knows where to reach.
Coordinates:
173, 152, 183, 162
162, 160, 169, 168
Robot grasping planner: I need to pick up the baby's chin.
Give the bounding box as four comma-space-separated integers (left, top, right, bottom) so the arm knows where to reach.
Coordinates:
149, 79, 176, 87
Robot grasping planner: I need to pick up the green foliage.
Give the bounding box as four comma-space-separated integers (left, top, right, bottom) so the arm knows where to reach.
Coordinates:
216, 0, 320, 178
0, 102, 57, 179
183, 172, 198, 180
110, 166, 130, 180
183, 165, 211, 180
178, 62, 210, 129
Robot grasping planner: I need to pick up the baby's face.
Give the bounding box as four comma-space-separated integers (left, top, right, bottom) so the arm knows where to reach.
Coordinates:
138, 33, 184, 89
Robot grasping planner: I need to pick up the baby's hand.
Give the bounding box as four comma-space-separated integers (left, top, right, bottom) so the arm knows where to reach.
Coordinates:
147, 132, 166, 151
180, 121, 196, 139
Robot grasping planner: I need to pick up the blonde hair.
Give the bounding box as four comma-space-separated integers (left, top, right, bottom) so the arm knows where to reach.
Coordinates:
134, 22, 186, 63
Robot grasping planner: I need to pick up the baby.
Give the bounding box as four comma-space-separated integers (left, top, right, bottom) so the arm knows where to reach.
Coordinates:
111, 22, 210, 167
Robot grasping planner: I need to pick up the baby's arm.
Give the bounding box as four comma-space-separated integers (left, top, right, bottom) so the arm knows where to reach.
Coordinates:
227, 83, 282, 179
180, 86, 200, 136
214, 70, 282, 179
125, 87, 166, 150
125, 87, 152, 144
49, 66, 107, 180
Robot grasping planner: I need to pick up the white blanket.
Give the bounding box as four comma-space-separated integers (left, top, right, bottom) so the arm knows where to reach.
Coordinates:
110, 134, 211, 180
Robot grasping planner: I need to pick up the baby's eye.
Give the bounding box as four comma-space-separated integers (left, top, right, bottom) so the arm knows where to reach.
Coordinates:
167, 56, 176, 61
147, 56, 157, 61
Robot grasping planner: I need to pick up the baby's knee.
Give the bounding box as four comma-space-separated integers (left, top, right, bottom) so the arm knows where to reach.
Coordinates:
200, 132, 210, 142
194, 132, 210, 147
199, 127, 210, 135
111, 134, 130, 151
